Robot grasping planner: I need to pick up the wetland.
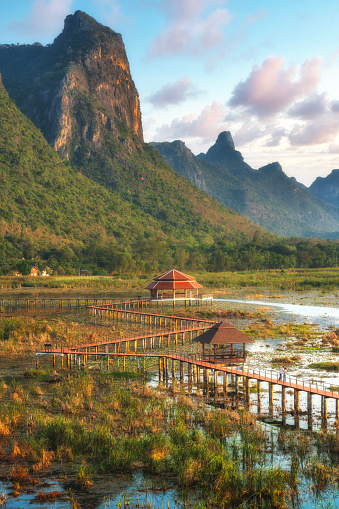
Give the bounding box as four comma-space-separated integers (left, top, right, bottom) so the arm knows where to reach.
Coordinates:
1, 270, 339, 508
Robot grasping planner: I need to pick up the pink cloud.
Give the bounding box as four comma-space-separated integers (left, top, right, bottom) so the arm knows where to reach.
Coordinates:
288, 121, 339, 146
228, 56, 322, 117
147, 0, 232, 59
10, 0, 73, 39
288, 93, 328, 120
154, 101, 228, 141
148, 77, 200, 108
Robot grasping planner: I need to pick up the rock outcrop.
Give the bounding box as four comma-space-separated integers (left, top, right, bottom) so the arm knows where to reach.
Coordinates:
0, 11, 142, 159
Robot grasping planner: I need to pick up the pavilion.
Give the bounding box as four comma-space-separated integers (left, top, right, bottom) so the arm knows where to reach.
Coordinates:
193, 320, 254, 366
145, 269, 203, 300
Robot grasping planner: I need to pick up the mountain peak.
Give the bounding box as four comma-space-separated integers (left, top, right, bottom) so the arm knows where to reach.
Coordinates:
198, 131, 251, 175
63, 10, 108, 35
258, 162, 284, 175
215, 131, 235, 150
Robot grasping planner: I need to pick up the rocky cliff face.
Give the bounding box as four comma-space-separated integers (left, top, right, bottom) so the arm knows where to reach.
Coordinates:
150, 140, 207, 191
0, 11, 142, 160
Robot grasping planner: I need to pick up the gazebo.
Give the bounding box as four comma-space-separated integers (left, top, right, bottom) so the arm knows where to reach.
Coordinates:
193, 320, 254, 366
145, 269, 202, 300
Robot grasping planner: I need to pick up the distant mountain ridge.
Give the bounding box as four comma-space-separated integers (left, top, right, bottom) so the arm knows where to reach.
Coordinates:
151, 133, 339, 239
309, 170, 339, 207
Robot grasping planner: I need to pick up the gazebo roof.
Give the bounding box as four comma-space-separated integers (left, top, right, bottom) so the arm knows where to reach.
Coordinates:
145, 269, 202, 290
193, 320, 254, 345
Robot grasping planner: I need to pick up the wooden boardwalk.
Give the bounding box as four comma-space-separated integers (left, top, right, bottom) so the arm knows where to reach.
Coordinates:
35, 297, 339, 427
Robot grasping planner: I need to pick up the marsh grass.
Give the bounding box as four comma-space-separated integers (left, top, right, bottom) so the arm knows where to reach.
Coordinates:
308, 362, 339, 371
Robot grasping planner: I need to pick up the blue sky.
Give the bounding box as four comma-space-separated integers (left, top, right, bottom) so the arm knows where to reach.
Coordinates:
1, 0, 339, 185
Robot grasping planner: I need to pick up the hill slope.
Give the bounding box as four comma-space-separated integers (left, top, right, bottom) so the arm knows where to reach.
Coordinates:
309, 170, 339, 207
151, 133, 339, 238
0, 76, 271, 274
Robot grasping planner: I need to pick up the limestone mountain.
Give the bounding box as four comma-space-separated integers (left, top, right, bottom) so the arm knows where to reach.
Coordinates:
0, 10, 142, 161
151, 133, 339, 239
309, 170, 339, 207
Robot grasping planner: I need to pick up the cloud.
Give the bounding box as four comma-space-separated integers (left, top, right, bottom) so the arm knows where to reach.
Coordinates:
288, 121, 339, 146
228, 56, 322, 118
326, 143, 339, 154
154, 101, 228, 141
10, 0, 73, 39
265, 128, 287, 147
148, 77, 200, 108
243, 8, 268, 27
147, 0, 232, 59
288, 93, 328, 120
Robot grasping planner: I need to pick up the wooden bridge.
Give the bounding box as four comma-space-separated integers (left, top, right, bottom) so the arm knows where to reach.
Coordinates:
35, 298, 339, 429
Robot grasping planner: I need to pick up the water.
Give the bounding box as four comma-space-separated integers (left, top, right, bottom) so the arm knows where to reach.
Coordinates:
215, 299, 339, 327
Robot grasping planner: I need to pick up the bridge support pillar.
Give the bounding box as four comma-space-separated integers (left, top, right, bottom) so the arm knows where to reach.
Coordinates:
188, 364, 192, 389
336, 399, 339, 422
244, 377, 250, 405
172, 359, 175, 380
235, 376, 239, 396
281, 386, 286, 413
158, 357, 162, 382
214, 370, 219, 395
321, 396, 328, 427
294, 389, 300, 428
269, 382, 273, 416
307, 392, 313, 430
180, 362, 184, 383
223, 372, 228, 396
294, 389, 299, 412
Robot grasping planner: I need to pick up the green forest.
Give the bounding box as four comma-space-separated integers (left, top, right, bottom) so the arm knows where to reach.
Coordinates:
1, 77, 339, 276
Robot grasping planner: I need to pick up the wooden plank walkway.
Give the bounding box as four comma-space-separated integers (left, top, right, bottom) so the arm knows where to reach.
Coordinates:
87, 304, 214, 327
36, 347, 339, 400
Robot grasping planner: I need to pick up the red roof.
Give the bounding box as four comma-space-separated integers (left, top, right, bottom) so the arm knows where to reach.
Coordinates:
153, 269, 195, 281
145, 269, 203, 290
193, 321, 254, 345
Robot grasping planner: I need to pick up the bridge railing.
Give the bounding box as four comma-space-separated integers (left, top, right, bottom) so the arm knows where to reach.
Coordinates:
160, 346, 338, 398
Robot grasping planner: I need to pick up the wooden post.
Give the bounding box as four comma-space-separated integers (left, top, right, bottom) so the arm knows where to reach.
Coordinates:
307, 392, 313, 430
223, 372, 228, 396
269, 382, 273, 416
214, 370, 219, 399
321, 396, 327, 426
281, 386, 286, 413
294, 389, 299, 413
257, 381, 261, 413
245, 377, 250, 405
188, 364, 192, 389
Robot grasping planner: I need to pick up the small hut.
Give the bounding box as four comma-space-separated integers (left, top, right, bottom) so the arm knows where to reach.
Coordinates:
145, 269, 202, 300
193, 320, 254, 366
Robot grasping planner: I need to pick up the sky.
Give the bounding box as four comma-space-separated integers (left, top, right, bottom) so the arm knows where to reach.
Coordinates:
1, 0, 339, 185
